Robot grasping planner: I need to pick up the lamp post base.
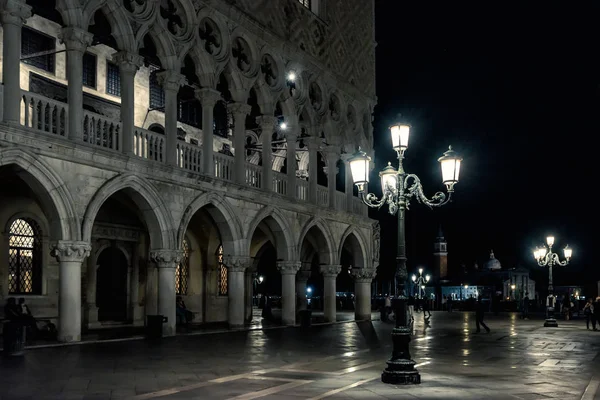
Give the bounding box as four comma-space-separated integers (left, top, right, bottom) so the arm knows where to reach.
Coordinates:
544, 318, 558, 327
381, 298, 421, 385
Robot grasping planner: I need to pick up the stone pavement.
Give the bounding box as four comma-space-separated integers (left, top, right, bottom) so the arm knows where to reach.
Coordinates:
1, 312, 599, 400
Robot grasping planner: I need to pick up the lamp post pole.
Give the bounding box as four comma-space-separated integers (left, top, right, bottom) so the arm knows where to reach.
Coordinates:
349, 120, 462, 386
534, 237, 571, 327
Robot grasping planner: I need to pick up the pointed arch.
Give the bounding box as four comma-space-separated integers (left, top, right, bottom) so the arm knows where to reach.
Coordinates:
338, 225, 368, 269
177, 192, 243, 257
82, 173, 174, 249
81, 0, 136, 51
0, 147, 80, 241
246, 206, 295, 261
297, 217, 336, 265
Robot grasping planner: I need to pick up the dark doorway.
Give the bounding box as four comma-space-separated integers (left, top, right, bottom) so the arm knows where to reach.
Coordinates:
96, 247, 128, 322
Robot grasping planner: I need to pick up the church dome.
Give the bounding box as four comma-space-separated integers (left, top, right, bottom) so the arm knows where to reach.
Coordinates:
484, 250, 502, 270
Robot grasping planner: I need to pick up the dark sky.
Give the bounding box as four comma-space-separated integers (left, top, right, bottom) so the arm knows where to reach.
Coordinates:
372, 1, 599, 291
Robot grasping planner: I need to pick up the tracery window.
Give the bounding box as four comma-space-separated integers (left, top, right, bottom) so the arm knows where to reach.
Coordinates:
217, 244, 228, 296
176, 238, 190, 295
8, 218, 42, 294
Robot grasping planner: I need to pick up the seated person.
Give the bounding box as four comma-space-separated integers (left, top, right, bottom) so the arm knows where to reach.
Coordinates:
176, 296, 194, 325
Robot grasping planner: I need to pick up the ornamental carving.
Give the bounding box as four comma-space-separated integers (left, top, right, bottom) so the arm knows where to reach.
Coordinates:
320, 264, 341, 277
150, 249, 183, 268
352, 268, 376, 283
231, 37, 253, 75
199, 18, 223, 58
329, 95, 341, 122
277, 261, 301, 275
51, 241, 92, 263
92, 224, 141, 242
223, 256, 251, 272
309, 82, 323, 113
260, 54, 279, 88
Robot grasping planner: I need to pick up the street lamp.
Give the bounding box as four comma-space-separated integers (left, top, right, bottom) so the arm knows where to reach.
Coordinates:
349, 120, 462, 385
411, 268, 430, 299
533, 235, 572, 327
253, 275, 264, 306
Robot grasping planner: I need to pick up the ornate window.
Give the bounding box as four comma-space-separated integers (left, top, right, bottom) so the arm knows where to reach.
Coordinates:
298, 0, 311, 8
21, 27, 55, 73
176, 238, 190, 295
82, 52, 97, 88
8, 218, 42, 294
217, 244, 227, 296
106, 61, 121, 96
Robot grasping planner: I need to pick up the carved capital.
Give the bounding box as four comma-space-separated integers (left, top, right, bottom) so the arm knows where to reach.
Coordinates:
112, 51, 144, 73
223, 256, 251, 272
194, 88, 222, 108
156, 71, 186, 92
0, 0, 31, 26
277, 261, 302, 275
150, 249, 183, 268
320, 264, 342, 277
59, 27, 93, 53
255, 115, 278, 131
51, 241, 91, 263
352, 268, 377, 283
228, 102, 252, 118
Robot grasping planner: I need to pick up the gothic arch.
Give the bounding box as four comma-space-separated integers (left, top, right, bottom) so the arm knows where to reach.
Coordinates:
90, 241, 132, 268
135, 21, 178, 71
338, 226, 368, 269
177, 192, 243, 257
82, 174, 174, 249
0, 147, 80, 241
246, 206, 295, 261
81, 0, 136, 52
297, 217, 336, 265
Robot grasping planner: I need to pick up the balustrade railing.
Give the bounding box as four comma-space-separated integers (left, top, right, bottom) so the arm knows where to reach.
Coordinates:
20, 91, 68, 137
134, 127, 164, 162
353, 197, 367, 216
317, 185, 328, 207
296, 179, 309, 201
83, 110, 121, 151
273, 172, 287, 195
245, 163, 262, 188
177, 141, 202, 173
214, 152, 233, 181
335, 191, 347, 211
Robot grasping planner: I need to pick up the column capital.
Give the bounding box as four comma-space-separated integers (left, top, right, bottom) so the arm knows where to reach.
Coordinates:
352, 268, 377, 283
194, 88, 222, 107
320, 264, 342, 277
51, 241, 91, 263
223, 256, 251, 272
228, 102, 252, 118
0, 0, 31, 26
150, 249, 183, 268
156, 70, 186, 92
112, 51, 144, 72
277, 261, 302, 275
256, 115, 278, 129
304, 136, 321, 150
59, 27, 93, 53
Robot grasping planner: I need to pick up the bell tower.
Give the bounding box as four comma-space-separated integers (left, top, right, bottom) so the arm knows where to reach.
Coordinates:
434, 226, 448, 279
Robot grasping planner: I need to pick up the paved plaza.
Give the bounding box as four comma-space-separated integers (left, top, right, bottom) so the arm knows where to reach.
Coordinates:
1, 312, 600, 400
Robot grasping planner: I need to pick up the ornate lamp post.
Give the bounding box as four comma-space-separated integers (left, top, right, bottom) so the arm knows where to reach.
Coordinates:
411, 268, 430, 299
349, 120, 462, 385
253, 275, 264, 306
533, 236, 572, 327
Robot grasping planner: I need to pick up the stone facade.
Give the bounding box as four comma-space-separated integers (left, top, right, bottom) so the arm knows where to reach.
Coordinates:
0, 0, 378, 342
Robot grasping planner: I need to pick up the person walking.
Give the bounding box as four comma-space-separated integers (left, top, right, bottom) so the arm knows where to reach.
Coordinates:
422, 294, 432, 319
475, 295, 490, 333
583, 298, 595, 330
407, 295, 415, 323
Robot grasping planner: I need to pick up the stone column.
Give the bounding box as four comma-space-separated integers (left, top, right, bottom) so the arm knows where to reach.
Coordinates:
277, 261, 301, 325
129, 252, 140, 323
150, 249, 183, 336
320, 265, 341, 322
113, 51, 143, 155
286, 130, 298, 199
296, 268, 310, 312
256, 115, 277, 191
224, 256, 250, 328
84, 258, 99, 328
195, 88, 221, 176
145, 262, 158, 317
352, 268, 377, 321
345, 159, 354, 213
229, 103, 252, 185
156, 71, 185, 166
244, 269, 253, 323
59, 27, 93, 141
51, 241, 91, 343
0, 0, 31, 123
324, 146, 340, 209
306, 137, 320, 204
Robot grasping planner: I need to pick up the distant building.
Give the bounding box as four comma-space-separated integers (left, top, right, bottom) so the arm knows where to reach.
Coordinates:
433, 226, 448, 279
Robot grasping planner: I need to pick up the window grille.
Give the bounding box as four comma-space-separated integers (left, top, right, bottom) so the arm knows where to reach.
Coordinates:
298, 0, 311, 8
218, 244, 228, 296
82, 52, 97, 88
149, 64, 165, 110
176, 238, 190, 295
106, 61, 121, 96
21, 27, 55, 73
8, 218, 42, 294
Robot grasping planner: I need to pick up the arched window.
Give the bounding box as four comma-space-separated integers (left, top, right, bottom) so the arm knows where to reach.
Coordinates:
8, 218, 42, 294
176, 238, 190, 295
217, 244, 228, 296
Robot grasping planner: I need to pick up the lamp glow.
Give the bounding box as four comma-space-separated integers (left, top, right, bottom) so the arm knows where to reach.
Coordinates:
379, 162, 398, 192
533, 248, 540, 260
390, 123, 410, 153
438, 146, 462, 192
411, 274, 416, 282
280, 122, 287, 130
258, 275, 264, 283
425, 274, 430, 282
349, 148, 371, 191
418, 267, 423, 274
546, 236, 555, 247
538, 247, 547, 259
287, 71, 296, 81
564, 245, 572, 259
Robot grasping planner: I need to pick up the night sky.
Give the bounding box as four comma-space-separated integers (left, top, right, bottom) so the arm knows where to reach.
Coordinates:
373, 1, 599, 293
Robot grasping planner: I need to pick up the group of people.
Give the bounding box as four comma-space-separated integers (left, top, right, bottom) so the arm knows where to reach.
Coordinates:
583, 297, 600, 330
2, 297, 49, 340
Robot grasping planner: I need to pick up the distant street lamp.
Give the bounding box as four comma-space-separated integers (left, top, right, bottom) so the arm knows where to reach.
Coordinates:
349, 119, 462, 385
253, 274, 264, 306
533, 236, 572, 327
411, 268, 430, 299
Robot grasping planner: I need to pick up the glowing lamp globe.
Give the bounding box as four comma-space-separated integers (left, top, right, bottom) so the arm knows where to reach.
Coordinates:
438, 146, 462, 192
379, 162, 398, 192
546, 236, 555, 247
564, 245, 572, 260
349, 148, 371, 192
390, 122, 410, 153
